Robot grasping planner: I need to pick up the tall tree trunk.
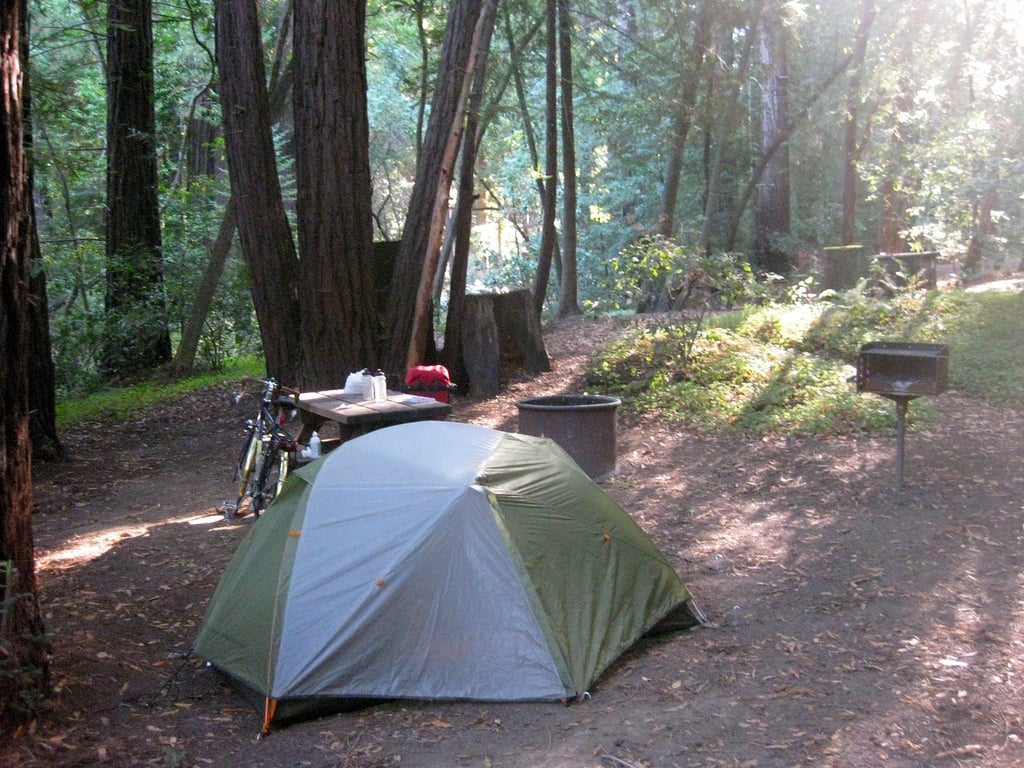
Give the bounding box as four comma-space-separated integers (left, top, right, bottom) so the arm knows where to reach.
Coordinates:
381, 0, 484, 375
753, 0, 792, 274
443, 0, 499, 390
533, 0, 558, 317
556, 0, 580, 317
699, 1, 760, 254
657, 4, 710, 238
1, 0, 49, 732
103, 0, 172, 380
293, 0, 379, 388
841, 0, 876, 245
22, 5, 62, 460
214, 0, 301, 382
172, 34, 294, 377
506, 15, 559, 267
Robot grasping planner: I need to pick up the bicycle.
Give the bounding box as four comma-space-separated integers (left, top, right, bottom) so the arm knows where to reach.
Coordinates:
227, 377, 303, 521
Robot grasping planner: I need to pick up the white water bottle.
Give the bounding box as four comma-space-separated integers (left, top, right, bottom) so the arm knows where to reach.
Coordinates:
307, 431, 321, 459
372, 370, 387, 402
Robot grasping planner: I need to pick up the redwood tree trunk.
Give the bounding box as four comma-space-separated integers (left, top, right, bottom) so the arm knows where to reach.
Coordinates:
753, 0, 792, 274
214, 0, 302, 382
657, 4, 710, 238
293, 0, 379, 388
533, 0, 558, 317
103, 0, 172, 379
556, 0, 580, 317
381, 0, 484, 375
22, 7, 62, 459
841, 0, 875, 245
1, 0, 49, 732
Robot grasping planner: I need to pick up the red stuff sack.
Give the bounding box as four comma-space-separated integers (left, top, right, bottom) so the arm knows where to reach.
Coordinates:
404, 365, 452, 403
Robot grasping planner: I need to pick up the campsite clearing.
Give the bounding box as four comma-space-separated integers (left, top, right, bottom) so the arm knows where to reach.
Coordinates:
12, 314, 1024, 768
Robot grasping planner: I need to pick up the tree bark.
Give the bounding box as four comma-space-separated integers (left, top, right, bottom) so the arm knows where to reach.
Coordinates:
1, 0, 49, 732
214, 0, 302, 382
103, 0, 172, 379
22, 6, 62, 460
533, 0, 558, 317
699, 1, 760, 254
556, 0, 580, 317
170, 196, 236, 374
753, 0, 792, 274
293, 0, 379, 388
657, 4, 710, 238
443, 0, 499, 391
381, 0, 484, 375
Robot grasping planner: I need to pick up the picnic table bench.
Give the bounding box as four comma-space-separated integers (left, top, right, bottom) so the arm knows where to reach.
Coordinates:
295, 388, 451, 447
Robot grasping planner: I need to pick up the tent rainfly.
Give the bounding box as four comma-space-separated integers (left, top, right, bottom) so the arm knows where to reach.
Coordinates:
195, 421, 704, 733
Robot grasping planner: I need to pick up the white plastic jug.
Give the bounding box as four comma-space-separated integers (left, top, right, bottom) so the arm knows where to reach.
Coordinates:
345, 369, 366, 395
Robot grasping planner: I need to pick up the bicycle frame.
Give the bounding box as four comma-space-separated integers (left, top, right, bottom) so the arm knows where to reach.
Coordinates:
229, 377, 301, 520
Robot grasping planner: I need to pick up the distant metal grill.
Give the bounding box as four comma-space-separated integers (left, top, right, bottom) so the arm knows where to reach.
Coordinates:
856, 342, 949, 490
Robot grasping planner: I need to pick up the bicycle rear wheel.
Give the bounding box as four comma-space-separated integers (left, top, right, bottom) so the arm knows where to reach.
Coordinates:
250, 446, 288, 518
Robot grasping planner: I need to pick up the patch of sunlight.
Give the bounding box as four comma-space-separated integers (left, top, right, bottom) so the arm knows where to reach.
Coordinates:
38, 509, 230, 570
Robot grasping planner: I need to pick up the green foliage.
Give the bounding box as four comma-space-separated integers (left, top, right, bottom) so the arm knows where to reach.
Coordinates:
588, 236, 766, 314
55, 357, 261, 428
585, 287, 1024, 436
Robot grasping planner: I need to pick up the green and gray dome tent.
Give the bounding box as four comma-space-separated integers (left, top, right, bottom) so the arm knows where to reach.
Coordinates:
195, 420, 704, 733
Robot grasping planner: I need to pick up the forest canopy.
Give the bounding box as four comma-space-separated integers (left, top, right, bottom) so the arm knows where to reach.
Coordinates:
26, 0, 1024, 394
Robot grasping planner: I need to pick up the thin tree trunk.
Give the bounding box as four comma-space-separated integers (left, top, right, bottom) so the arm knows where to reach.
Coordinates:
841, 0, 876, 245
556, 0, 580, 317
23, 5, 62, 460
533, 0, 558, 317
506, 15, 559, 267
443, 0, 498, 390
403, 0, 496, 374
658, 4, 711, 238
171, 197, 236, 374
381, 0, 484, 375
699, 1, 761, 254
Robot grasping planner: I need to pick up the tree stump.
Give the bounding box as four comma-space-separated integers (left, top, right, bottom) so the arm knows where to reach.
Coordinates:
462, 290, 550, 397
821, 245, 870, 291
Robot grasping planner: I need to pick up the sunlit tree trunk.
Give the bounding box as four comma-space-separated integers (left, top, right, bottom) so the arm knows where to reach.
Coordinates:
753, 0, 792, 274
381, 0, 484, 374
841, 0, 875, 245
533, 0, 558, 317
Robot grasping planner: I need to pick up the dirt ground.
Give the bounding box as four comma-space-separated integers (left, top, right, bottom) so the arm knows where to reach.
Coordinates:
6, 309, 1024, 768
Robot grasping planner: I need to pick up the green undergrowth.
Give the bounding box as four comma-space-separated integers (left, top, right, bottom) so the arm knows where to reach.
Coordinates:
56, 357, 261, 429
584, 288, 1024, 436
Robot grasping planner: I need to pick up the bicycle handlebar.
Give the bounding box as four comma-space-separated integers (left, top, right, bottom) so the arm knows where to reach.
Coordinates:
235, 376, 301, 404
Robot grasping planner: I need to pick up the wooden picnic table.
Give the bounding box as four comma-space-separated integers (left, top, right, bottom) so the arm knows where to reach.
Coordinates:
295, 388, 451, 447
